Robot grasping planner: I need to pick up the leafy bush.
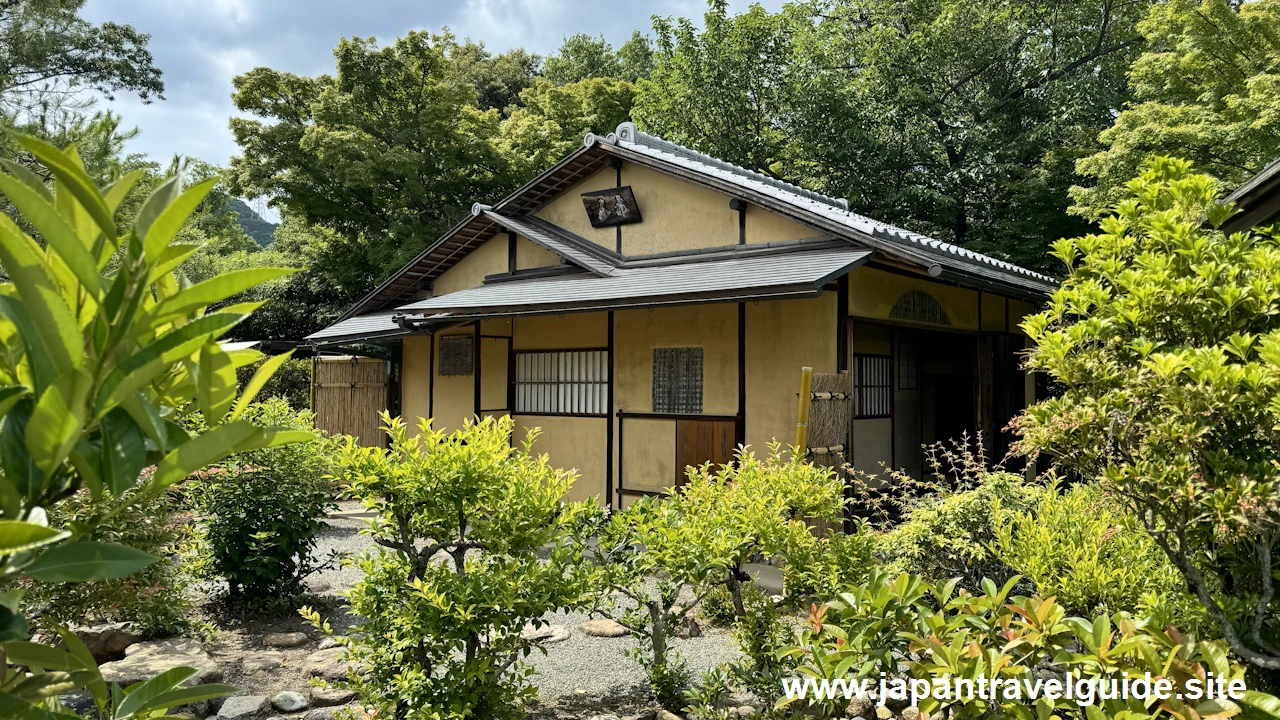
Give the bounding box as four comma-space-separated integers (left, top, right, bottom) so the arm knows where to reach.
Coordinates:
992, 479, 1185, 617
186, 397, 338, 609
235, 355, 311, 410
783, 570, 1280, 720
867, 441, 1036, 589
0, 135, 300, 715
783, 522, 876, 602
593, 446, 844, 706
24, 483, 203, 638
309, 414, 600, 720
1015, 157, 1280, 669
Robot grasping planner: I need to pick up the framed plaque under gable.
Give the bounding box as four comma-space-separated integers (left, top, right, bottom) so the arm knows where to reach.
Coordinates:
581, 186, 642, 228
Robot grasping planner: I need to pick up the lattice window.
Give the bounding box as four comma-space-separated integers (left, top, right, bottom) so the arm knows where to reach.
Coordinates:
898, 341, 919, 390
653, 347, 703, 414
438, 335, 474, 376
853, 354, 892, 418
515, 350, 608, 416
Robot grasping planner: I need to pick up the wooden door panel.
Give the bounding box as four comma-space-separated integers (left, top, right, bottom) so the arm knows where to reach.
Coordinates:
675, 419, 738, 485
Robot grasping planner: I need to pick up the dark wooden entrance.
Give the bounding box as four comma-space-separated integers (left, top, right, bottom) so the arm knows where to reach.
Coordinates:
675, 418, 737, 486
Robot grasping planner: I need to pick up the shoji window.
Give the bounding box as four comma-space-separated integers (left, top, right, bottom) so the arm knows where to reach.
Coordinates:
514, 350, 609, 416
853, 354, 892, 418
898, 341, 919, 390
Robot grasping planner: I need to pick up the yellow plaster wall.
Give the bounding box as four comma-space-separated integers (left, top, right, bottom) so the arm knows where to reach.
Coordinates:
744, 204, 818, 245
851, 322, 892, 355
614, 305, 738, 415
431, 326, 476, 433
513, 313, 607, 350
981, 293, 1009, 332
515, 415, 608, 503
848, 267, 979, 331
401, 336, 432, 429
1010, 299, 1036, 334
516, 236, 562, 270
480, 337, 508, 411
745, 295, 837, 450
621, 417, 676, 494
618, 164, 737, 254
433, 236, 507, 296
534, 168, 617, 250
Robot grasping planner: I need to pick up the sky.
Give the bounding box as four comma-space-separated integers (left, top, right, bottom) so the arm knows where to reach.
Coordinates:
81, 0, 785, 171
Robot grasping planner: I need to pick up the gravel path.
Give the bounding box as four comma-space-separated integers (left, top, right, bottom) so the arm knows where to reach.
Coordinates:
309, 501, 745, 702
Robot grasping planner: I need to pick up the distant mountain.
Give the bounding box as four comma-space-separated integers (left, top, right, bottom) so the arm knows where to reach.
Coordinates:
228, 198, 277, 247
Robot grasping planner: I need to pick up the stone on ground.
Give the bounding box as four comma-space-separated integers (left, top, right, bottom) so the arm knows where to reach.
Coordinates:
305, 647, 349, 681
99, 638, 217, 687
580, 619, 628, 638
522, 623, 570, 644
304, 706, 354, 720
73, 622, 142, 662
240, 651, 284, 674
317, 637, 342, 650
216, 694, 269, 719
587, 715, 623, 720
657, 711, 683, 720
271, 690, 309, 713
310, 686, 357, 707
263, 631, 309, 648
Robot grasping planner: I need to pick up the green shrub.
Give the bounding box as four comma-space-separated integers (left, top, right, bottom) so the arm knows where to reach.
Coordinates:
783, 523, 876, 602
1016, 157, 1280, 668
23, 484, 206, 638
783, 570, 1280, 720
0, 135, 299, 715
992, 479, 1186, 617
236, 355, 311, 410
186, 397, 339, 609
869, 442, 1036, 589
310, 414, 601, 720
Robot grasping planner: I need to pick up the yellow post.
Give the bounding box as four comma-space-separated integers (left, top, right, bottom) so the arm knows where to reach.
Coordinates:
795, 366, 814, 452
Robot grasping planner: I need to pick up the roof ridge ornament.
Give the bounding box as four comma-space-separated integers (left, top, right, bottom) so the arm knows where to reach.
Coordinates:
471, 203, 492, 215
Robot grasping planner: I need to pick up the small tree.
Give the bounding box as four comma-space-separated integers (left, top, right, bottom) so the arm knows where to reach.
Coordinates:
309, 414, 601, 720
1017, 157, 1280, 669
0, 134, 302, 715
592, 446, 844, 708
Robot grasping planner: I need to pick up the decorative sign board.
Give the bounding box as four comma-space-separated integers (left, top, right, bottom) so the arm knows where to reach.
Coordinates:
580, 186, 642, 228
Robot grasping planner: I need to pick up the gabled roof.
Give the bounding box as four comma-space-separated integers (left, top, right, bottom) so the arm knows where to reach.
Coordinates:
1224, 156, 1280, 234
339, 122, 1055, 321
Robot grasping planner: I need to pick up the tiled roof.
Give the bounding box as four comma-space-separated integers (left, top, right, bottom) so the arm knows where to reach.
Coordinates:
604, 122, 1056, 289
306, 311, 405, 344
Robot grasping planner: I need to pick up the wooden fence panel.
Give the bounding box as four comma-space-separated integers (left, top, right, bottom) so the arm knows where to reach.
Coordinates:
314, 356, 388, 448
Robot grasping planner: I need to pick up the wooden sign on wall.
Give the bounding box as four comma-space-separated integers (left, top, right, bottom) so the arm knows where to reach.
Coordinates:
581, 186, 642, 228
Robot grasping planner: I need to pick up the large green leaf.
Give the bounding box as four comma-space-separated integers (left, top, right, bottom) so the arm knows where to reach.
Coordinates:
96, 311, 245, 415
0, 160, 53, 202
132, 682, 238, 715
131, 175, 181, 253
150, 421, 261, 488
99, 408, 147, 496
197, 344, 237, 425
0, 521, 69, 556
145, 267, 296, 327
14, 134, 116, 243
0, 214, 83, 377
149, 242, 201, 281
25, 369, 91, 477
115, 667, 200, 717
0, 297, 54, 395
54, 625, 106, 712
2, 641, 88, 671
233, 427, 314, 453
140, 178, 218, 262
22, 541, 158, 583
0, 690, 54, 720
0, 384, 29, 421
230, 350, 296, 420
1, 400, 40, 499
1242, 691, 1280, 719
0, 174, 100, 296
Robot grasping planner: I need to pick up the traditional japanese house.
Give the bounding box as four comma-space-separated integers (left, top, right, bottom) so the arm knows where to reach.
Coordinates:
307, 123, 1055, 507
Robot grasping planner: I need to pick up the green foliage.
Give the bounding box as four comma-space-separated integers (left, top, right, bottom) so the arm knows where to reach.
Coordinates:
312, 414, 600, 719
544, 31, 654, 85
868, 442, 1036, 589
186, 398, 337, 609
21, 654, 237, 720
21, 484, 202, 638
1016, 157, 1280, 670
784, 571, 1280, 720
497, 77, 637, 178
0, 136, 299, 714
0, 0, 163, 106
783, 524, 876, 602
993, 479, 1185, 617
1073, 0, 1280, 216
635, 0, 1144, 270
227, 31, 518, 296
